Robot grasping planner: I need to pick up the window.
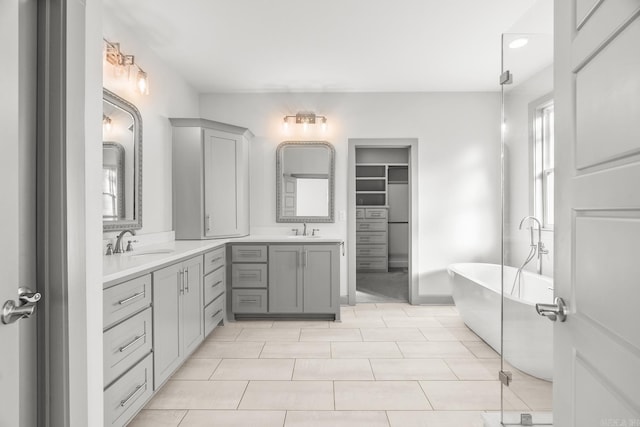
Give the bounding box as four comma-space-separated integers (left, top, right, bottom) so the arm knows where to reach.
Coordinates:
533, 101, 554, 228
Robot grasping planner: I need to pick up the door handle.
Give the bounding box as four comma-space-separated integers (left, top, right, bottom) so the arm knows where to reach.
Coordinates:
2, 287, 42, 325
536, 297, 567, 322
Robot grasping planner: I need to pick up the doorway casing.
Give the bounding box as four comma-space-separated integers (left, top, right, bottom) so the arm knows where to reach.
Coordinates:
347, 138, 419, 305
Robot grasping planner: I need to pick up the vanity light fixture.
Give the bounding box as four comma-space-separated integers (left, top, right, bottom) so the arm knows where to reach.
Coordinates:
282, 112, 328, 133
104, 38, 150, 95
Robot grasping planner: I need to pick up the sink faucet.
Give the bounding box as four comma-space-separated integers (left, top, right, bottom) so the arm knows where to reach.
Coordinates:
302, 223, 308, 236
114, 229, 136, 254
518, 216, 548, 274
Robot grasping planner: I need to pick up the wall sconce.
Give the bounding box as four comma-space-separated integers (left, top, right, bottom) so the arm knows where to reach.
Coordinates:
103, 38, 149, 95
283, 112, 328, 133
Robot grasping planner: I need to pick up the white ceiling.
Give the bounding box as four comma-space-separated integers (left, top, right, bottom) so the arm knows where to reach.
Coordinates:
103, 0, 551, 93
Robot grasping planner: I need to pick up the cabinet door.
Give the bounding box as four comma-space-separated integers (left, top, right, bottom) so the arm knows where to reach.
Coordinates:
203, 129, 242, 237
181, 256, 203, 356
303, 245, 339, 314
268, 246, 303, 313
152, 263, 182, 389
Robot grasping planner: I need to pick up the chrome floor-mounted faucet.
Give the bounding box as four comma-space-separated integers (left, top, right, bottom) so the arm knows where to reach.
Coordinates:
518, 216, 548, 275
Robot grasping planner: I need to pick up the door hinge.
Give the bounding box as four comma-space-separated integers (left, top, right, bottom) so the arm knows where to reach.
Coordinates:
500, 70, 513, 85
520, 413, 533, 426
499, 370, 513, 386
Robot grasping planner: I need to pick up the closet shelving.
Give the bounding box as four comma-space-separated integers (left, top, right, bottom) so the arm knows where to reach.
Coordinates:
355, 163, 408, 206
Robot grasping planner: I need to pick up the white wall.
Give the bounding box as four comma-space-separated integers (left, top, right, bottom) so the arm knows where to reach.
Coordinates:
504, 65, 554, 276
102, 7, 200, 238
199, 92, 502, 298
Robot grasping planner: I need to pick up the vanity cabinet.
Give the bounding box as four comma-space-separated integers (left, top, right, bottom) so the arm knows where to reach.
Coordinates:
103, 275, 153, 427
229, 242, 340, 319
269, 245, 339, 314
152, 255, 203, 389
171, 118, 252, 239
203, 246, 226, 337
230, 244, 269, 314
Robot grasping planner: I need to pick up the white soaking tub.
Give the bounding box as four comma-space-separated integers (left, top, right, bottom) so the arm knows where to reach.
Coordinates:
448, 262, 553, 380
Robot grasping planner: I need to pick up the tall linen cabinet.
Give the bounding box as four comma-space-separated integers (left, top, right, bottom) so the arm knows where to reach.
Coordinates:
170, 118, 252, 238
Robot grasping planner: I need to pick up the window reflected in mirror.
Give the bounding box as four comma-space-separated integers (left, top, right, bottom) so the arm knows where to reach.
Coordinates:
276, 141, 335, 223
103, 89, 142, 232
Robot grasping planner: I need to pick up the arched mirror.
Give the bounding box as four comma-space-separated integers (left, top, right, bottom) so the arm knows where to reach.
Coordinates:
276, 141, 335, 223
102, 89, 142, 232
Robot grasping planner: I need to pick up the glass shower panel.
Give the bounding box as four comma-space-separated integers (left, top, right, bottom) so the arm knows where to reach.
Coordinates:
501, 31, 554, 426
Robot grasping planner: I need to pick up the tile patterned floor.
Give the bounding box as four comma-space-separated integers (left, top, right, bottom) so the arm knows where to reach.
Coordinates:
129, 303, 552, 427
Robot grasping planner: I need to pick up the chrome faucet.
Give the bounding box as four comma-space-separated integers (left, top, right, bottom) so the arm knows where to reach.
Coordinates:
302, 223, 308, 236
518, 216, 548, 275
114, 229, 136, 254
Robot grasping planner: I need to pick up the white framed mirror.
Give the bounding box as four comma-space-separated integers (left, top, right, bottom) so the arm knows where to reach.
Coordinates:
102, 89, 143, 232
276, 141, 335, 223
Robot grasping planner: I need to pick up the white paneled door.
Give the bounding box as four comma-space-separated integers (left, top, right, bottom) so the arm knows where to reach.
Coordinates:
0, 0, 38, 426
555, 1, 640, 426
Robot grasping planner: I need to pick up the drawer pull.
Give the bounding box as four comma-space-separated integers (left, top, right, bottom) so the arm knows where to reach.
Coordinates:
240, 299, 258, 303
120, 382, 147, 408
210, 256, 223, 263
119, 334, 146, 353
211, 309, 223, 318
212, 280, 223, 288
118, 291, 145, 305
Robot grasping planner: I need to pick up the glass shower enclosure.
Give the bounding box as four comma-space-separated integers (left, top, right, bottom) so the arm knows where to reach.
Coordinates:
500, 30, 554, 426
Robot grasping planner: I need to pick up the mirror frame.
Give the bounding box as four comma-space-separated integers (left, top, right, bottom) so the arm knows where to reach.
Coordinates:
276, 140, 335, 223
103, 88, 143, 232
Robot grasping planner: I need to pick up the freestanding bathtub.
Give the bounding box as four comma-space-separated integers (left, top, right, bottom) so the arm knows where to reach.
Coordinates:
448, 263, 553, 381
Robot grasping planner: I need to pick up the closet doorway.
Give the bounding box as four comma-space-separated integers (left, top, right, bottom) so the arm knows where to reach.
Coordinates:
347, 139, 418, 305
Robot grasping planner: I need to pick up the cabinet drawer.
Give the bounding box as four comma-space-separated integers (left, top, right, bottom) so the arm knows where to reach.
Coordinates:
232, 289, 268, 313
365, 208, 387, 219
103, 307, 153, 387
232, 264, 267, 288
355, 232, 387, 245
104, 275, 152, 329
104, 353, 153, 427
204, 293, 225, 336
357, 258, 388, 271
204, 246, 225, 275
232, 245, 267, 262
356, 221, 387, 232
356, 245, 388, 257
356, 208, 365, 219
204, 267, 225, 306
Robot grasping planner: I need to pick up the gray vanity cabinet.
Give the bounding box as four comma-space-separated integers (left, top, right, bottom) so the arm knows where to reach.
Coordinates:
152, 256, 203, 389
171, 118, 251, 239
268, 244, 339, 315
268, 246, 304, 313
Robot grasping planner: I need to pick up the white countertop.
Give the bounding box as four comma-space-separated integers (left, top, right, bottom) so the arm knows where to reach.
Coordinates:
103, 235, 342, 285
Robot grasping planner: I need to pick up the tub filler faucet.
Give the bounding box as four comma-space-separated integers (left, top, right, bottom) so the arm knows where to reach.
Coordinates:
518, 216, 548, 275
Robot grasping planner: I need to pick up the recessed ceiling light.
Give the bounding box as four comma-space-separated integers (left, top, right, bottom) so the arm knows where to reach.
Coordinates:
508, 38, 529, 49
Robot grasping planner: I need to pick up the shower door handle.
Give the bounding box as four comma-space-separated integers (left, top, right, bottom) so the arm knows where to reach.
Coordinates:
536, 297, 567, 322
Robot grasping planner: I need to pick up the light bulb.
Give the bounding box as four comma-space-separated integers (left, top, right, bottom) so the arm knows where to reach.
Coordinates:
103, 115, 112, 133
321, 118, 327, 132
303, 121, 308, 132
137, 69, 148, 95
283, 117, 289, 133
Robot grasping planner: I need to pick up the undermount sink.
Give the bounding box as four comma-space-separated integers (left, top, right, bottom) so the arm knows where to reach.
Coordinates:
126, 249, 175, 257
